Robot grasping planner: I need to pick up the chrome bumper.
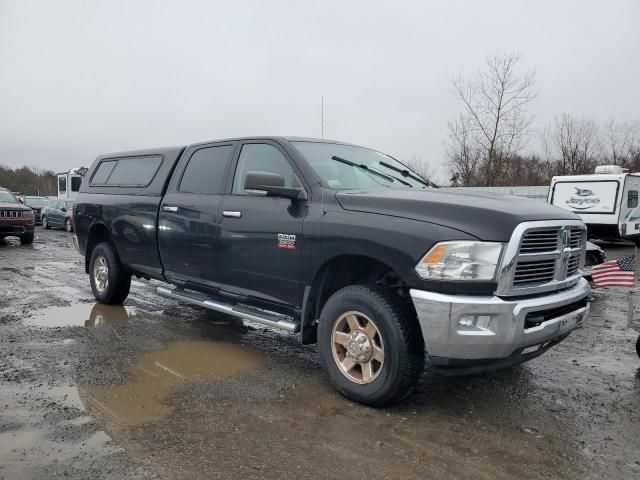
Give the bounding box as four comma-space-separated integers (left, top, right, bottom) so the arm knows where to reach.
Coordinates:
410, 278, 591, 362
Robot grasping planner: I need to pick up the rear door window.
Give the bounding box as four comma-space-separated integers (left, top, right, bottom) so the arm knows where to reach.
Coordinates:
179, 145, 234, 194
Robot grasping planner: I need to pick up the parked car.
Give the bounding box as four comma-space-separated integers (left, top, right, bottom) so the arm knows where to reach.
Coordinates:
584, 241, 606, 277
0, 187, 35, 244
73, 136, 590, 406
42, 199, 74, 232
21, 196, 51, 225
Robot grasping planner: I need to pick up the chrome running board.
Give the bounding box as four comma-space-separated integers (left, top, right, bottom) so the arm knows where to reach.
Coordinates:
157, 285, 299, 333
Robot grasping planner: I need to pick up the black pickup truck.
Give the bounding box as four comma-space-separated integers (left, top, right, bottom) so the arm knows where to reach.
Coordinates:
73, 136, 591, 405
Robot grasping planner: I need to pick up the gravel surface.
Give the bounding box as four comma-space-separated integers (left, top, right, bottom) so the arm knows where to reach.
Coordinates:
1, 228, 639, 479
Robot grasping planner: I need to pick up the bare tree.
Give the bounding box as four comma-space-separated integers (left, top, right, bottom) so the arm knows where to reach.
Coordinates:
446, 52, 536, 186
446, 114, 481, 186
602, 119, 640, 168
546, 113, 601, 175
402, 156, 438, 184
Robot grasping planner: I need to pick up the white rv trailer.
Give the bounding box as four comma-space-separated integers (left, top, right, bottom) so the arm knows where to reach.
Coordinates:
548, 165, 640, 242
56, 167, 87, 201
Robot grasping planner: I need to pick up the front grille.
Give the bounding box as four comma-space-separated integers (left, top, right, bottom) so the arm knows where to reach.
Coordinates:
514, 259, 556, 286
497, 221, 587, 296
519, 229, 559, 253
0, 210, 23, 218
567, 256, 580, 276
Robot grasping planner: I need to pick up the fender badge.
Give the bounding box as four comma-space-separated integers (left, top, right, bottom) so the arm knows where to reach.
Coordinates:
277, 233, 296, 250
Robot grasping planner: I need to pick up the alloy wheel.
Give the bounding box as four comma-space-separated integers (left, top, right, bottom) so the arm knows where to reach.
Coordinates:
93, 256, 109, 294
331, 311, 385, 384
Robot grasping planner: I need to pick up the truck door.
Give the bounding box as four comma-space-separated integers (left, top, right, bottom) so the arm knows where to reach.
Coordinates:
158, 142, 236, 287
217, 141, 308, 309
621, 176, 640, 239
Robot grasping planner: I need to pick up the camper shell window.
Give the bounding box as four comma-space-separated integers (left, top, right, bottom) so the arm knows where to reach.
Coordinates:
90, 155, 163, 187
58, 177, 66, 193
628, 190, 638, 209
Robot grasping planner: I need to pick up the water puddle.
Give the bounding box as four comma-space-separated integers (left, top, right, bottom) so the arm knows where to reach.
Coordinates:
26, 302, 136, 327
78, 340, 265, 427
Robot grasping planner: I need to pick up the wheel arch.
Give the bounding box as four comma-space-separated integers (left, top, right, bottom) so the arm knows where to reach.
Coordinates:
300, 253, 419, 345
85, 222, 113, 274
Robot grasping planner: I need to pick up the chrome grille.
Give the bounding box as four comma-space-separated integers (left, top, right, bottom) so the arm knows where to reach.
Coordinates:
519, 229, 559, 253
0, 210, 23, 218
514, 259, 556, 286
567, 256, 580, 277
497, 220, 587, 296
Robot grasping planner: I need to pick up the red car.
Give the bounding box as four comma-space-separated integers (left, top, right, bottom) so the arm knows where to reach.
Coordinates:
0, 187, 35, 244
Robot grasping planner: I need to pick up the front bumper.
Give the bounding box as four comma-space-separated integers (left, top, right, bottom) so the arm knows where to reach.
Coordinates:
0, 219, 35, 235
410, 278, 591, 374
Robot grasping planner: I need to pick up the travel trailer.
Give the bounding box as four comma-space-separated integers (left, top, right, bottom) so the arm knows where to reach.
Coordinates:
548, 165, 640, 242
57, 167, 87, 201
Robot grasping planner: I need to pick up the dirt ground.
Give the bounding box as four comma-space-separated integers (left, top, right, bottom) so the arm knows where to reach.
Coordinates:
1, 228, 639, 479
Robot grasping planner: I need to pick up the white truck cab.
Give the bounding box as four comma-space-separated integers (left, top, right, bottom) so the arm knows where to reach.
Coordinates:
57, 167, 87, 201
548, 165, 640, 241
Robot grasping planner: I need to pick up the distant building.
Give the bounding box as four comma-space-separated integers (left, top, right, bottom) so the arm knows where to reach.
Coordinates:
441, 185, 549, 201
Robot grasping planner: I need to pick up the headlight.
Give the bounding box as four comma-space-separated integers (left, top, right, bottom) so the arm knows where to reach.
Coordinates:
415, 241, 504, 281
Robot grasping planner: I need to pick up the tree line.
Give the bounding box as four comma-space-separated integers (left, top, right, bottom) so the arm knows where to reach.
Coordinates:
445, 52, 640, 187
0, 166, 57, 196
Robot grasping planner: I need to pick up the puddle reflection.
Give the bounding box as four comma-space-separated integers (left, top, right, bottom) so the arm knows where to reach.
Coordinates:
78, 340, 265, 427
26, 303, 136, 327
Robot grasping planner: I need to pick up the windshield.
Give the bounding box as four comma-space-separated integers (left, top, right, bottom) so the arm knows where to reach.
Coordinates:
0, 191, 20, 204
291, 142, 433, 189
25, 197, 49, 208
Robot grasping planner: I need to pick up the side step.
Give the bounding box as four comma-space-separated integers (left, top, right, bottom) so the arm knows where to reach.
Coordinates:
157, 285, 299, 333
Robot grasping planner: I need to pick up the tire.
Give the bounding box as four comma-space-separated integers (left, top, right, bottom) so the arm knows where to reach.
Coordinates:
317, 284, 425, 407
89, 242, 131, 304
636, 335, 640, 359
65, 218, 73, 232
42, 216, 50, 229
20, 232, 34, 245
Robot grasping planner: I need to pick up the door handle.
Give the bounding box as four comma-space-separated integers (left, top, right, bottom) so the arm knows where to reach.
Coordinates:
162, 206, 178, 213
222, 210, 242, 218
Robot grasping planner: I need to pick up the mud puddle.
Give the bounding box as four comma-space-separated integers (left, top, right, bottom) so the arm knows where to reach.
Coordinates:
78, 340, 265, 428
25, 303, 137, 327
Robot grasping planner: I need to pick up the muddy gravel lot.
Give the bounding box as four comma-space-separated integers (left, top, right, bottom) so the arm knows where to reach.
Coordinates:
1, 228, 639, 479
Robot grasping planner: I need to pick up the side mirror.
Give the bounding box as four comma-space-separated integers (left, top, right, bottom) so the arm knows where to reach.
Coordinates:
61, 207, 67, 212
244, 171, 306, 201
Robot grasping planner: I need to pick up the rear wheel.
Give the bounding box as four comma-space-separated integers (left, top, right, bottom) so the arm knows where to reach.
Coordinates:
65, 218, 73, 232
42, 216, 50, 229
636, 335, 640, 359
89, 242, 131, 304
318, 285, 425, 406
20, 232, 34, 245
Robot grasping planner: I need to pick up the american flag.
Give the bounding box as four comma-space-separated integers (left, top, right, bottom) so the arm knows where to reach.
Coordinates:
591, 255, 636, 287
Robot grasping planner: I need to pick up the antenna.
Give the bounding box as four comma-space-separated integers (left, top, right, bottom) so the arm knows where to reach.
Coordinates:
320, 95, 326, 215
321, 95, 325, 141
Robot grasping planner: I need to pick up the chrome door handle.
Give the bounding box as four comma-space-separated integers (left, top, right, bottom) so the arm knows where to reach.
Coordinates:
162, 206, 178, 212
222, 210, 242, 218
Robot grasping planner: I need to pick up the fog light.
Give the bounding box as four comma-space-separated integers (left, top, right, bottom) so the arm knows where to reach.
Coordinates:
458, 315, 494, 333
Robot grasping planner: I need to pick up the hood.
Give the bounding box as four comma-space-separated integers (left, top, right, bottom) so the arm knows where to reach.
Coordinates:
0, 202, 31, 211
335, 188, 580, 241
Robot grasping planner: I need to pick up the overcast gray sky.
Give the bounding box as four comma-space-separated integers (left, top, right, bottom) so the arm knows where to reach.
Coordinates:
1, 0, 638, 180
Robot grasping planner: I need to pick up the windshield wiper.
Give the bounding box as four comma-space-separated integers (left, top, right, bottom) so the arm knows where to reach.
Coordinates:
378, 161, 437, 188
330, 156, 397, 184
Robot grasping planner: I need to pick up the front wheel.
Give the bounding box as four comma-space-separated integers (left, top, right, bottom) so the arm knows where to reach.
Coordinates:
42, 216, 50, 229
318, 285, 425, 406
89, 242, 131, 304
20, 232, 34, 245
